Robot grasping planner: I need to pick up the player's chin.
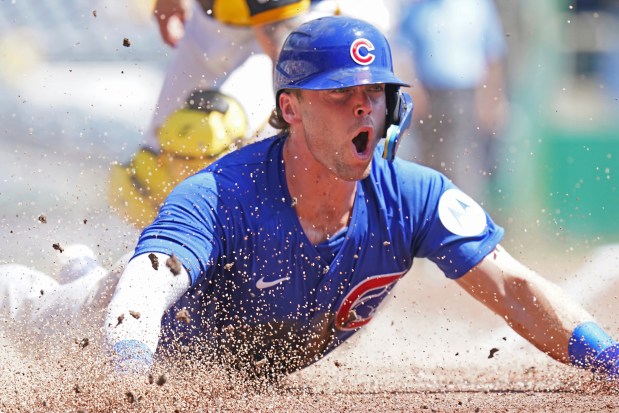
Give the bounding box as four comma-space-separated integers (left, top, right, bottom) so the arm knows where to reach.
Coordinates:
336, 161, 373, 182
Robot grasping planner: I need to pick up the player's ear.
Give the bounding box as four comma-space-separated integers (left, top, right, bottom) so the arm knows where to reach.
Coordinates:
279, 91, 300, 124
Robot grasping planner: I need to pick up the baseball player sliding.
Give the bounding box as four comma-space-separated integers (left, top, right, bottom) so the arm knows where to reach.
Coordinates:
2, 16, 619, 383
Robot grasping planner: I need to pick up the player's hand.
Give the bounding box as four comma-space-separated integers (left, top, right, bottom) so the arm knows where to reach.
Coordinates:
110, 340, 154, 375
153, 0, 190, 47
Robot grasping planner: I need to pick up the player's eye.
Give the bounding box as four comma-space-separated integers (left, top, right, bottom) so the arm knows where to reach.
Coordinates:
367, 84, 385, 93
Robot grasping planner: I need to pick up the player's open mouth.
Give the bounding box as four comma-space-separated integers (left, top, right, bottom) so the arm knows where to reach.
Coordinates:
352, 131, 370, 155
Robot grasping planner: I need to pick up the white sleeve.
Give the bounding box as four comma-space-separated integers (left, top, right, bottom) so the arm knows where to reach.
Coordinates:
104, 252, 191, 354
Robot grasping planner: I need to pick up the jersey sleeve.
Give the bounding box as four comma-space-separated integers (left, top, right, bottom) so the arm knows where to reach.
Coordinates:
132, 172, 222, 286
395, 159, 504, 279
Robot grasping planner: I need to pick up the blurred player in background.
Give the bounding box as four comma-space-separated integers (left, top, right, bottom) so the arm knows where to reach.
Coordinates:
109, 0, 393, 227
395, 0, 509, 203
2, 16, 618, 384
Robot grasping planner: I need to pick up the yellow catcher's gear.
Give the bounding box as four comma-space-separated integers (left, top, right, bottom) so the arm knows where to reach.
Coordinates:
158, 98, 246, 157
109, 90, 248, 228
108, 148, 162, 227
196, 0, 311, 26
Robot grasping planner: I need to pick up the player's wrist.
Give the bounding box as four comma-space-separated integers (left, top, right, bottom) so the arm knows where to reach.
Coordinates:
568, 321, 619, 380
111, 339, 154, 374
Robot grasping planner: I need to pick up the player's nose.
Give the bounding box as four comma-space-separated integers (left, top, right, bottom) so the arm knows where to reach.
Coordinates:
352, 89, 373, 117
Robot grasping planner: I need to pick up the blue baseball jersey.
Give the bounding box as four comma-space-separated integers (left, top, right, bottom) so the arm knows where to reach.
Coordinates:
134, 136, 503, 374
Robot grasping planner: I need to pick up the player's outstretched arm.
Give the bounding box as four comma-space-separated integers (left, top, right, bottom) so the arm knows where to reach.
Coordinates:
104, 252, 190, 374
456, 244, 619, 381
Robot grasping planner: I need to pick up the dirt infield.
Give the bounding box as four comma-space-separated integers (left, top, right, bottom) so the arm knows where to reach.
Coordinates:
1, 346, 618, 412
1, 248, 618, 412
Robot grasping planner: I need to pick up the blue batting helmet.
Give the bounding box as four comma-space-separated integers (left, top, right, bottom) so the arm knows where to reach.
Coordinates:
273, 16, 408, 97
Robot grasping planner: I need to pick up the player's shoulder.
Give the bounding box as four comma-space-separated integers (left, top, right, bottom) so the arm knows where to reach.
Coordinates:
371, 149, 447, 187
368, 149, 454, 209
180, 136, 282, 190
210, 136, 281, 169
167, 137, 284, 210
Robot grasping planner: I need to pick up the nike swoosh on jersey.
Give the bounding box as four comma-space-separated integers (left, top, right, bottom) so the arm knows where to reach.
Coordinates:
256, 276, 290, 290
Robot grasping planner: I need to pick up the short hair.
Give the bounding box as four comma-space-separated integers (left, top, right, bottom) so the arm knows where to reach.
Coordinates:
268, 107, 288, 132
268, 89, 302, 132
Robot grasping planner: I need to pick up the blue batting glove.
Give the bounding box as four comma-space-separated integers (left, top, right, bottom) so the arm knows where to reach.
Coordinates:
569, 322, 619, 383
592, 343, 619, 382
111, 340, 153, 375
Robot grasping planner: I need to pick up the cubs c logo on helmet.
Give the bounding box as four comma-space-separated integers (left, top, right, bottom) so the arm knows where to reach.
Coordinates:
350, 38, 375, 65
335, 272, 404, 331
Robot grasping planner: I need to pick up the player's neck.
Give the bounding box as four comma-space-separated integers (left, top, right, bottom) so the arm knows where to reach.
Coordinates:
283, 137, 356, 245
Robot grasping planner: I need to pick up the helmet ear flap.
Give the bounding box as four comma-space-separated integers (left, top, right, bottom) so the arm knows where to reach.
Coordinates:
382, 90, 414, 161
385, 84, 401, 127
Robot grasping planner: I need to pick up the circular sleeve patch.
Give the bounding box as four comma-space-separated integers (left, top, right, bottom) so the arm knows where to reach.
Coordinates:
437, 189, 487, 236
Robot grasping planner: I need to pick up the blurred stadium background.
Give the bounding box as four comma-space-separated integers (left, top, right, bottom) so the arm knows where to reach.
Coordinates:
0, 0, 163, 268
492, 0, 619, 249
0, 0, 618, 386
